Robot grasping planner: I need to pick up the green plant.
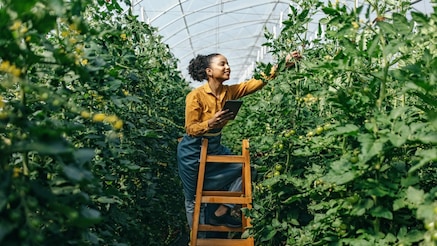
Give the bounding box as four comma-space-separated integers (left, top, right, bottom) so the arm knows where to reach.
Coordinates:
0, 0, 189, 245
224, 0, 437, 245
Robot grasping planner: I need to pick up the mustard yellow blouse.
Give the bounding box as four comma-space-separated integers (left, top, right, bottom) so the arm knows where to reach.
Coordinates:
184, 78, 265, 136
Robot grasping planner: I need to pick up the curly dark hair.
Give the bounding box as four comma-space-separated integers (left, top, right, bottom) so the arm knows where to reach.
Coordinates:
187, 53, 220, 81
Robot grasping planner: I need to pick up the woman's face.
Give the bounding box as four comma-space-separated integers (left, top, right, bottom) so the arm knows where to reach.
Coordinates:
207, 54, 231, 82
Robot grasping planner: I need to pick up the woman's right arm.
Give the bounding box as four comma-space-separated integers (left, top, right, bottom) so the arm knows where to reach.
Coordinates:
185, 93, 211, 136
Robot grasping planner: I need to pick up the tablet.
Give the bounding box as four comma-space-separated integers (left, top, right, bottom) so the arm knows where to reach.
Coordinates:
222, 100, 243, 120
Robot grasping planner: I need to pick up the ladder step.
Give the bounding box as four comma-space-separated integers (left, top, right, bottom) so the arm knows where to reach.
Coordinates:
202, 191, 243, 197
206, 155, 245, 163
198, 224, 243, 232
201, 196, 252, 204
196, 238, 254, 246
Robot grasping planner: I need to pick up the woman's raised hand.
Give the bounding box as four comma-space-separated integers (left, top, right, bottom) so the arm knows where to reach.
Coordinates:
285, 51, 302, 68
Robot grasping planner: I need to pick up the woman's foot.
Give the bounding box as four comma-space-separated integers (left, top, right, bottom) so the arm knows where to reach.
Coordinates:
209, 210, 242, 228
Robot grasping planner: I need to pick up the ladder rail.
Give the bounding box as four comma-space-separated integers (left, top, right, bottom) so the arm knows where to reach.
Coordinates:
191, 139, 208, 246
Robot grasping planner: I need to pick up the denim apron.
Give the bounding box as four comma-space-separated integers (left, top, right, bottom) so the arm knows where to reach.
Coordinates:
177, 130, 242, 230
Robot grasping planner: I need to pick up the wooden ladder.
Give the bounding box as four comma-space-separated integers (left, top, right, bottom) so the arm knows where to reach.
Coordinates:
190, 138, 254, 246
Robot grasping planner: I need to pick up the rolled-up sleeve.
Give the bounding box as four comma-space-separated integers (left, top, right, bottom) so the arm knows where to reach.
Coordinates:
228, 78, 265, 99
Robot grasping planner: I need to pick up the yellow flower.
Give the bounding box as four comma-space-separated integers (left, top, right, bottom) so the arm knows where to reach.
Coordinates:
25, 36, 31, 42
20, 26, 28, 34
69, 23, 78, 31
10, 20, 22, 31
13, 167, 21, 178
0, 61, 21, 77
93, 113, 106, 122
2, 136, 11, 146
303, 93, 318, 105
81, 111, 91, 119
80, 59, 88, 65
0, 60, 11, 71
352, 22, 359, 29
105, 115, 118, 124
0, 96, 4, 108
10, 67, 21, 77
120, 33, 127, 40
113, 120, 123, 130
75, 44, 83, 53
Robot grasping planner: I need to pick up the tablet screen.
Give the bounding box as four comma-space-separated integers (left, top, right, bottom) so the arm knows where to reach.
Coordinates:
222, 100, 243, 120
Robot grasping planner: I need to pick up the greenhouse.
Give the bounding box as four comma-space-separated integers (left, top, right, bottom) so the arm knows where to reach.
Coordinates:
128, 0, 434, 87
0, 0, 436, 245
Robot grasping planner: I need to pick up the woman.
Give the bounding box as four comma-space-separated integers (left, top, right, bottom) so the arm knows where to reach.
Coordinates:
177, 52, 300, 229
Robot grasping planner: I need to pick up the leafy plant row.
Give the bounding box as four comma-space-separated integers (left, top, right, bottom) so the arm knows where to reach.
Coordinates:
0, 0, 190, 245
224, 0, 437, 245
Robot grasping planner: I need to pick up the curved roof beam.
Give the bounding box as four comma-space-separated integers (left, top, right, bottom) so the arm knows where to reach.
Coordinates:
177, 0, 196, 58
151, 0, 290, 34
169, 19, 279, 48
177, 36, 262, 60
146, 0, 190, 23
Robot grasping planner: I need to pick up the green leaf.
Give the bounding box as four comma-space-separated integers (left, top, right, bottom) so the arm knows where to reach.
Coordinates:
10, 0, 38, 13
367, 34, 380, 57
358, 135, 385, 162
415, 93, 437, 107
406, 186, 425, 206
333, 171, 356, 185
383, 42, 404, 57
261, 226, 277, 242
322, 7, 338, 16
392, 13, 411, 34
70, 207, 102, 228
0, 220, 17, 242
10, 141, 72, 155
298, 9, 310, 21
63, 165, 93, 182
408, 148, 437, 173
377, 22, 396, 35
417, 204, 436, 221
108, 79, 123, 90
282, 193, 305, 204
330, 124, 359, 136
393, 198, 405, 211
387, 132, 406, 147
367, 183, 391, 197
0, 192, 7, 211
47, 0, 65, 15
73, 148, 95, 165
400, 175, 419, 187
415, 132, 437, 144
96, 196, 121, 204
370, 206, 393, 220
411, 11, 430, 25
388, 106, 408, 120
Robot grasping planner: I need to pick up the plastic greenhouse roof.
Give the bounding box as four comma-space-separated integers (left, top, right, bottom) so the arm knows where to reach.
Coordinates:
129, 0, 433, 87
